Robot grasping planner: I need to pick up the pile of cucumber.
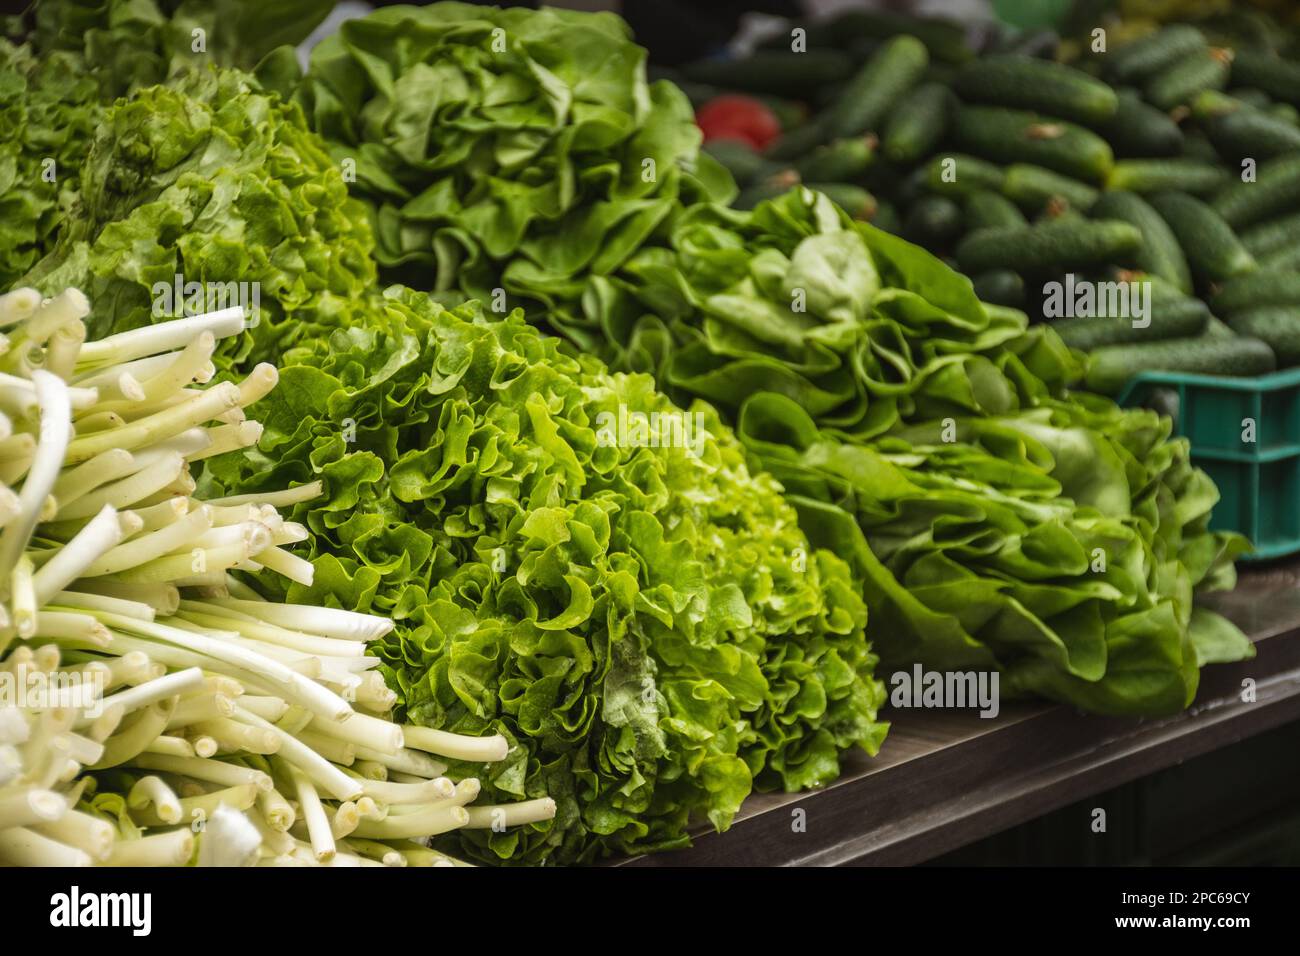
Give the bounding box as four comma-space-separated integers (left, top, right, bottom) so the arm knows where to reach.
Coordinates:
673, 9, 1300, 397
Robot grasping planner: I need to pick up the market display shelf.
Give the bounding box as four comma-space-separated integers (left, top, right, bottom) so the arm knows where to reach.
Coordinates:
619, 565, 1300, 867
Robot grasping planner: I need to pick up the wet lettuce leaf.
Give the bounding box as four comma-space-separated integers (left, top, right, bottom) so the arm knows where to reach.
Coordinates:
206, 286, 887, 864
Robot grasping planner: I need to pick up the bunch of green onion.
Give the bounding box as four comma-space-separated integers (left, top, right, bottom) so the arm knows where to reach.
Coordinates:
0, 287, 555, 866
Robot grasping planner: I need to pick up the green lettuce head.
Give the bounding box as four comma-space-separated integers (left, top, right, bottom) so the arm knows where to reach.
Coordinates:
0, 39, 101, 289
295, 2, 735, 351
22, 66, 377, 367
206, 286, 886, 864
580, 186, 1253, 716
24, 0, 336, 100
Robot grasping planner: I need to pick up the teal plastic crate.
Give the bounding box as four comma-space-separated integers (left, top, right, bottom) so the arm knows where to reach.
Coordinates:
1117, 367, 1300, 561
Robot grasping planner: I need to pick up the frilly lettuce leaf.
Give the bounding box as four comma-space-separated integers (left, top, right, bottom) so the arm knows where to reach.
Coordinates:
207, 286, 886, 864
26, 0, 334, 100
21, 66, 376, 367
0, 39, 101, 289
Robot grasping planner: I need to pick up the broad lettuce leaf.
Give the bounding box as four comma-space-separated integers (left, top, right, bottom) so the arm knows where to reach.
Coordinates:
577, 186, 1254, 717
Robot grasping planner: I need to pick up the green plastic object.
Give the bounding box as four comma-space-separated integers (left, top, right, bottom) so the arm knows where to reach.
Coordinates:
1117, 367, 1300, 561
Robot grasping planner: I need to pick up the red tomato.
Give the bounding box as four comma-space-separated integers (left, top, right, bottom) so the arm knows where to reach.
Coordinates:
696, 95, 781, 151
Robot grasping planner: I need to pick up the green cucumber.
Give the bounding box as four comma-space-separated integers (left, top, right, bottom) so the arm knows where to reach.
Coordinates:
1271, 103, 1300, 126
1149, 192, 1257, 283
1211, 155, 1300, 228
882, 83, 952, 164
1212, 274, 1300, 316
787, 11, 971, 64
1091, 191, 1193, 294
895, 164, 932, 206
1105, 159, 1230, 197
1240, 211, 1300, 257
1202, 9, 1278, 55
954, 107, 1114, 184
759, 97, 809, 132
1228, 87, 1273, 109
992, 27, 1058, 60
972, 269, 1025, 308
1002, 164, 1099, 214
1085, 334, 1275, 395
1051, 295, 1208, 351
682, 50, 853, 97
1224, 307, 1300, 366
1232, 50, 1300, 106
1108, 25, 1207, 85
815, 82, 848, 110
826, 35, 930, 138
922, 63, 958, 87
1258, 242, 1300, 273
1120, 270, 1209, 312
871, 200, 901, 234
1144, 48, 1232, 111
924, 153, 1006, 198
1041, 207, 1087, 225
1098, 89, 1184, 158
1203, 104, 1300, 161
795, 137, 875, 182
1190, 88, 1244, 120
764, 115, 832, 161
806, 183, 877, 220
1180, 132, 1222, 164
903, 195, 964, 247
702, 140, 769, 186
964, 191, 1028, 232
735, 181, 790, 210
955, 219, 1142, 274
952, 55, 1119, 125
1204, 315, 1237, 339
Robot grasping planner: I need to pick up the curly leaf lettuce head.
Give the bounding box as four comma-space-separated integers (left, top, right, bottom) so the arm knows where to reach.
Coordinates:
22, 66, 376, 368
25, 0, 334, 100
0, 39, 101, 288
205, 286, 886, 863
585, 186, 1253, 716
296, 2, 736, 350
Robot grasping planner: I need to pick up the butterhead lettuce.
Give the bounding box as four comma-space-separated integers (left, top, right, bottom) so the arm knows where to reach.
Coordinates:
577, 186, 1253, 716
294, 2, 736, 351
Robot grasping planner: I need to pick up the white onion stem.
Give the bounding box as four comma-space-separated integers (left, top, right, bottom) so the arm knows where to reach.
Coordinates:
0, 826, 93, 867
32, 505, 122, 605
401, 725, 509, 763
76, 308, 245, 368
287, 762, 334, 863
0, 371, 71, 587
